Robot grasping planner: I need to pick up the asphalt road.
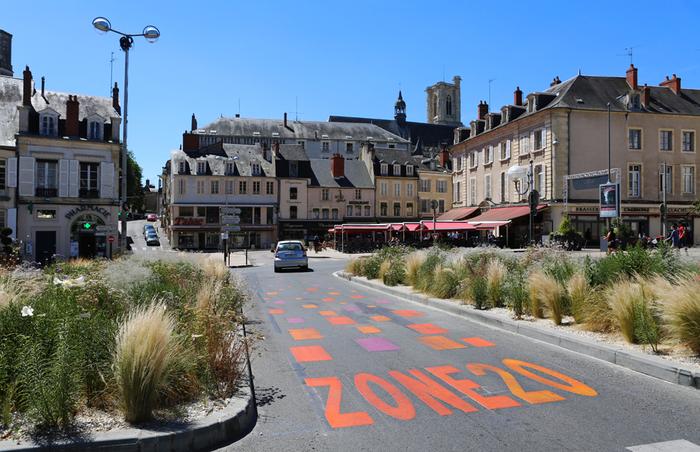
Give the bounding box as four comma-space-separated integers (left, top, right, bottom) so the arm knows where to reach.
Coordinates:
218, 254, 700, 452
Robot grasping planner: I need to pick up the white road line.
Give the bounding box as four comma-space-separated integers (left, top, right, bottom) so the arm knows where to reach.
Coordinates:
627, 440, 700, 451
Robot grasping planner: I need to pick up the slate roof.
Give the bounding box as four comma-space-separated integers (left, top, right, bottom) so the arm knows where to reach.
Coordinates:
0, 74, 119, 147
308, 159, 373, 188
328, 115, 456, 149
374, 149, 416, 165
174, 143, 275, 177
195, 116, 408, 143
276, 143, 309, 161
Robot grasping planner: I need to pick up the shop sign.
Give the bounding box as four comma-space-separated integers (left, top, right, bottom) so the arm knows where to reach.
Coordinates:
173, 217, 204, 226
667, 207, 692, 215
65, 205, 111, 220
622, 207, 650, 213
599, 183, 620, 218
573, 206, 598, 213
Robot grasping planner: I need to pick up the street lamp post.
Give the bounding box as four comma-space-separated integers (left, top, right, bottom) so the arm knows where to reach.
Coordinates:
92, 17, 160, 254
507, 160, 538, 246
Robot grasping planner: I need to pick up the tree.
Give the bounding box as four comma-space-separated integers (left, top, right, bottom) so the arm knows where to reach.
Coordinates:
126, 151, 144, 213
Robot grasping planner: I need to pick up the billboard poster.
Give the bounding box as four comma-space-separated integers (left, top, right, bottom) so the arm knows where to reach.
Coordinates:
599, 182, 619, 218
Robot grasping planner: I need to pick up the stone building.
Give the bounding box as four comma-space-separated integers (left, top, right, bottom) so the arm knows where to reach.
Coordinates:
426, 76, 462, 126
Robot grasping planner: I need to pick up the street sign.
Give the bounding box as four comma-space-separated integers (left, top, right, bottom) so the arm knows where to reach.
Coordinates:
220, 232, 228, 241
221, 225, 241, 232
108, 236, 115, 243
221, 215, 240, 225
221, 207, 241, 215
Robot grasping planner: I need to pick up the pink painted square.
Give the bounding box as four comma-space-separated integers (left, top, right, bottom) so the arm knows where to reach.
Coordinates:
287, 317, 305, 324
344, 305, 361, 313
273, 300, 285, 305
355, 337, 400, 352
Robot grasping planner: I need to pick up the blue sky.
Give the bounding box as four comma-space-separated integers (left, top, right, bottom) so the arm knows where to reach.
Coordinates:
4, 0, 700, 183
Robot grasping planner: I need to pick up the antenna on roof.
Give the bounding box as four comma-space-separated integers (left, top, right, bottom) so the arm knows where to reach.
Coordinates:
617, 46, 638, 65
109, 52, 115, 96
237, 98, 241, 116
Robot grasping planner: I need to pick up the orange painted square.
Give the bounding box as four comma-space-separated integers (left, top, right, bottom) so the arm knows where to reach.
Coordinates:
367, 305, 376, 308
392, 309, 424, 318
328, 316, 356, 325
302, 304, 318, 309
328, 291, 341, 296
289, 328, 323, 341
266, 291, 279, 296
408, 323, 448, 335
319, 310, 337, 317
357, 325, 381, 334
340, 302, 347, 305
419, 335, 466, 350
371, 315, 391, 322
462, 337, 495, 347
322, 297, 335, 302
306, 287, 319, 292
351, 294, 366, 299
268, 308, 285, 315
290, 345, 332, 362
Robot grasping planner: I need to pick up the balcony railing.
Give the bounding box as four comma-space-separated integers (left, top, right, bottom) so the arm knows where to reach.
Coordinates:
35, 187, 57, 198
79, 188, 100, 199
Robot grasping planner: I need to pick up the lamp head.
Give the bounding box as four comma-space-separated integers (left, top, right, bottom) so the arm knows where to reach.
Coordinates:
506, 165, 528, 180
143, 25, 160, 43
92, 17, 111, 33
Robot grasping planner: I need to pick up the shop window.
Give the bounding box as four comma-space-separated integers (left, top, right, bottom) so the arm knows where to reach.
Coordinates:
37, 209, 56, 219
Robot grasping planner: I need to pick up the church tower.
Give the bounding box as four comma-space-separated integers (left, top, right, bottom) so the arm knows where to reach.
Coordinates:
0, 30, 13, 77
425, 76, 462, 126
394, 90, 406, 125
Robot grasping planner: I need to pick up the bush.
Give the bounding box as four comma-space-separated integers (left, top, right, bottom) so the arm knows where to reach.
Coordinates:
605, 279, 660, 349
414, 248, 445, 292
503, 269, 527, 319
360, 255, 383, 280
657, 278, 700, 354
345, 258, 364, 275
429, 265, 460, 299
567, 272, 590, 324
113, 301, 183, 423
381, 259, 406, 287
585, 245, 684, 287
405, 252, 425, 286
470, 276, 488, 310
486, 259, 506, 308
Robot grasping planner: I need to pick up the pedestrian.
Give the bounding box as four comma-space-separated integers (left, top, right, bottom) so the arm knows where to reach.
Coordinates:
666, 223, 681, 250
605, 227, 617, 255
679, 223, 689, 254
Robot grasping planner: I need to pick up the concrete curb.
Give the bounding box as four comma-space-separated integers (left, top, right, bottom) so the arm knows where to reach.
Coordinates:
334, 271, 700, 389
0, 386, 257, 452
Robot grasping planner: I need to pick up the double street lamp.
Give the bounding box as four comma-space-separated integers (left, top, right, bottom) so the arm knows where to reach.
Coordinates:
92, 17, 160, 253
507, 159, 539, 245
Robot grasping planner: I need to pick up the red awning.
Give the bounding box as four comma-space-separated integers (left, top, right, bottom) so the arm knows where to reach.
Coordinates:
437, 207, 480, 221
404, 222, 425, 232
420, 221, 476, 231
336, 224, 391, 232
390, 223, 404, 231
468, 204, 548, 223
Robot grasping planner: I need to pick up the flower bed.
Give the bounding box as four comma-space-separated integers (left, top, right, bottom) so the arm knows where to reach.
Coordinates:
347, 245, 700, 363
0, 255, 248, 439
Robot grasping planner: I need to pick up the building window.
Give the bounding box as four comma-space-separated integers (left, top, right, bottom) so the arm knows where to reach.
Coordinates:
197, 180, 205, 194
682, 165, 695, 194
332, 208, 339, 220
438, 200, 445, 212
297, 140, 305, 149
35, 160, 57, 196
393, 203, 401, 217
346, 205, 353, 217
210, 180, 219, 194
290, 205, 298, 219
225, 180, 233, 194
79, 162, 99, 197
394, 183, 400, 197
178, 178, 186, 195
40, 113, 57, 136
364, 205, 370, 216
446, 95, 452, 116
500, 172, 506, 203
659, 164, 673, 194
37, 209, 56, 219
485, 146, 493, 164
253, 181, 261, 194
380, 163, 388, 176
533, 129, 544, 150
469, 178, 477, 205
313, 208, 320, 219
407, 183, 414, 197
179, 206, 194, 217
421, 199, 429, 213
393, 164, 401, 175
484, 174, 492, 200
197, 161, 206, 174
406, 165, 414, 176
535, 165, 544, 197
682, 131, 695, 152
469, 152, 477, 168
225, 162, 235, 175
88, 121, 102, 140
520, 135, 530, 154
178, 161, 187, 174
629, 128, 642, 150
453, 158, 460, 171
406, 203, 414, 216
436, 180, 447, 193
322, 209, 329, 220
455, 181, 461, 203
239, 181, 247, 194
322, 141, 330, 153
419, 179, 430, 192
322, 188, 329, 201
345, 142, 354, 154
660, 130, 673, 151
380, 182, 387, 196
380, 203, 388, 216
251, 163, 261, 176
628, 164, 641, 198
290, 187, 298, 200
355, 189, 361, 200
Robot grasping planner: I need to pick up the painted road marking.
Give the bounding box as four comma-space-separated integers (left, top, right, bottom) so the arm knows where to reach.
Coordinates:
627, 440, 700, 451
287, 317, 305, 324
392, 309, 424, 318
408, 323, 448, 335
357, 326, 381, 334
290, 345, 333, 363
322, 297, 335, 302
419, 336, 466, 350
462, 337, 495, 347
328, 316, 356, 325
371, 315, 391, 322
303, 304, 319, 309
356, 337, 400, 352
351, 294, 366, 299
289, 328, 324, 341
344, 305, 361, 313
328, 292, 341, 296
319, 310, 337, 317
268, 308, 285, 315
266, 291, 279, 296
273, 300, 285, 305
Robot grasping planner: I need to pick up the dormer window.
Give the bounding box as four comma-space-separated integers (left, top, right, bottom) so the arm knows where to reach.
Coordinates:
527, 98, 535, 113
380, 163, 388, 176
225, 162, 235, 175
251, 163, 261, 176
40, 112, 58, 137
629, 94, 641, 110
406, 165, 414, 176
88, 120, 103, 140
197, 161, 206, 174
178, 161, 187, 174
393, 164, 401, 175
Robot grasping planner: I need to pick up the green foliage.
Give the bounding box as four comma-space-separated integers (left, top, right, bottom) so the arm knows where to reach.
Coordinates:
381, 259, 406, 287
127, 151, 145, 213
634, 301, 661, 353
611, 218, 635, 248
470, 276, 488, 310
585, 244, 684, 287
414, 248, 445, 292
557, 215, 576, 235
657, 279, 700, 354
429, 266, 460, 299
503, 269, 527, 318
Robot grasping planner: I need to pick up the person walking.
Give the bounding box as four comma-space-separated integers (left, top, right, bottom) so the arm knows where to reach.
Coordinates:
679, 223, 689, 254
666, 223, 681, 250
605, 227, 617, 255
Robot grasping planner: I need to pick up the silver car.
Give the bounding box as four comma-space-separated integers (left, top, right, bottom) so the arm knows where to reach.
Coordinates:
273, 240, 308, 272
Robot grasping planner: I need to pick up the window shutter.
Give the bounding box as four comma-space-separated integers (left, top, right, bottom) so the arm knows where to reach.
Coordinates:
506, 140, 511, 159
100, 162, 114, 199
59, 159, 69, 197
6, 158, 16, 188
542, 128, 548, 148
6, 208, 15, 239
18, 157, 35, 196
69, 160, 79, 197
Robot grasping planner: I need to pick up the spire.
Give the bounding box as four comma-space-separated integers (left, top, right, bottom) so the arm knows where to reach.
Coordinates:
394, 90, 406, 124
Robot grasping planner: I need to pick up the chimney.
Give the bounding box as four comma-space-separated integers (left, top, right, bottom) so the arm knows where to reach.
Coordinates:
191, 113, 197, 131
235, 113, 240, 118
514, 86, 523, 106
549, 76, 561, 87
626, 64, 638, 90
0, 30, 13, 77
641, 84, 650, 108
112, 82, 121, 114
438, 145, 449, 167
331, 153, 345, 178
660, 74, 681, 95
22, 65, 32, 106
65, 95, 80, 137
284, 112, 288, 128
477, 101, 488, 120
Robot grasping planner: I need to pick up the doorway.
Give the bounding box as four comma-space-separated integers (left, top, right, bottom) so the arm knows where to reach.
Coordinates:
35, 231, 56, 266
78, 231, 96, 258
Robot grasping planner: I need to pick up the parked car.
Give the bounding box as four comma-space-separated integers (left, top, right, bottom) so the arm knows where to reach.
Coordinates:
145, 231, 160, 246
147, 213, 158, 222
143, 224, 156, 238
272, 240, 308, 272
